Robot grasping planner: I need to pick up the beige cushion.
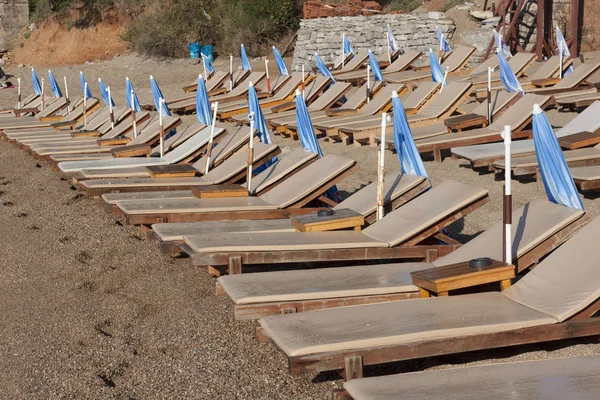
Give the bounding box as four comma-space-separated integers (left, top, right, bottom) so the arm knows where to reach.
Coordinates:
259, 292, 555, 357
117, 196, 278, 215
154, 219, 294, 242
570, 166, 600, 181
102, 190, 194, 205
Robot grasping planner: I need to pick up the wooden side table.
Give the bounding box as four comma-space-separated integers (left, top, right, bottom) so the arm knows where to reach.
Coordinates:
531, 77, 561, 88
558, 131, 600, 150
410, 259, 515, 298
444, 113, 488, 132
291, 208, 364, 232
191, 184, 248, 199
146, 164, 198, 178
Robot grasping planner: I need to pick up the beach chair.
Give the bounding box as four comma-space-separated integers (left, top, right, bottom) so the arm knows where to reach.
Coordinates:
460, 52, 536, 90
257, 216, 600, 379
78, 141, 281, 197
152, 172, 432, 253
336, 82, 474, 146
179, 180, 489, 275
330, 50, 370, 76
415, 93, 552, 162
384, 47, 476, 84
181, 70, 231, 93
335, 51, 422, 85
556, 89, 600, 110
452, 100, 600, 169
217, 199, 588, 319
112, 154, 359, 225
338, 356, 600, 400
524, 60, 600, 95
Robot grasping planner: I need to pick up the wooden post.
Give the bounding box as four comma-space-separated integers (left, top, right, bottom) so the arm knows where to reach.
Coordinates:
502, 125, 512, 263
366, 65, 371, 103
63, 76, 70, 113
487, 67, 493, 124
229, 55, 234, 92
204, 101, 219, 174
40, 78, 45, 110
246, 112, 255, 194
570, 0, 580, 56
17, 77, 21, 109
376, 112, 387, 221
536, 0, 545, 60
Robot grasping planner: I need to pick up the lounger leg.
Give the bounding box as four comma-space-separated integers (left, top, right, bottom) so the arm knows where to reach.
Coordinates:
256, 327, 269, 343
228, 256, 243, 275
433, 146, 442, 163
418, 288, 431, 298
332, 389, 353, 400
500, 279, 512, 291
342, 356, 363, 381
425, 248, 439, 262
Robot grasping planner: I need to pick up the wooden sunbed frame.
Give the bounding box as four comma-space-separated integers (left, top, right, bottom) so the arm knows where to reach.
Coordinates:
179, 192, 490, 276
491, 150, 600, 180
257, 285, 600, 382
217, 211, 591, 319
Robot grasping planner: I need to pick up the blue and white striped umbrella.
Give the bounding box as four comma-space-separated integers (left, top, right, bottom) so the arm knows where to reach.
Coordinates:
203, 54, 216, 75
387, 25, 400, 52
392, 91, 428, 178
195, 75, 212, 126
436, 26, 451, 52
368, 50, 384, 82
241, 44, 251, 71
80, 71, 93, 99
31, 68, 42, 96
315, 53, 336, 83
497, 50, 524, 94
493, 30, 512, 58
532, 104, 583, 210
48, 70, 62, 98
343, 34, 355, 56
272, 46, 289, 76
556, 26, 575, 76
150, 75, 171, 117
125, 77, 142, 112
98, 78, 115, 107
429, 50, 446, 86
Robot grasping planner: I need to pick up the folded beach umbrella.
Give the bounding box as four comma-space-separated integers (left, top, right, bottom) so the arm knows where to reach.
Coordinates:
249, 81, 276, 171
315, 53, 336, 83
436, 26, 451, 52
149, 75, 171, 117
125, 77, 142, 112
241, 44, 251, 71
202, 54, 216, 75
98, 78, 115, 107
48, 70, 62, 98
343, 33, 355, 56
497, 50, 524, 94
429, 49, 446, 86
195, 75, 212, 126
556, 26, 575, 76
31, 68, 42, 96
272, 46, 289, 76
493, 30, 512, 58
368, 50, 384, 82
392, 91, 428, 178
80, 71, 93, 99
387, 24, 400, 53
532, 104, 583, 210
295, 89, 340, 201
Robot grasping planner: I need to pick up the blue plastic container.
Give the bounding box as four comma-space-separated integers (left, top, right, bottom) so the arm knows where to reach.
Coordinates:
201, 45, 214, 63
188, 42, 201, 59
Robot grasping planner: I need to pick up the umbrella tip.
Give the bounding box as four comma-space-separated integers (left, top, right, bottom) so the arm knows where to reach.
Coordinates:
295, 88, 301, 96
249, 81, 253, 87
392, 90, 399, 98
429, 48, 433, 52
149, 75, 154, 79
533, 104, 543, 115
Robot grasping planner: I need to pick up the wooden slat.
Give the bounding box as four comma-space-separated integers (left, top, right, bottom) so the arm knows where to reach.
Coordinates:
147, 164, 198, 178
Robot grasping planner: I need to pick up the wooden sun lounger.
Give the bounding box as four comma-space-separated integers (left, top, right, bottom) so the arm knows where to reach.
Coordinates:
112, 154, 358, 226
152, 173, 432, 253
338, 356, 600, 400
79, 141, 280, 197
335, 51, 422, 85
524, 60, 600, 95
0, 93, 39, 114
331, 50, 370, 76
415, 93, 553, 162
338, 82, 474, 147
181, 70, 231, 94
180, 180, 489, 276
452, 100, 600, 168
556, 90, 600, 110
257, 216, 600, 380
461, 52, 536, 89
217, 199, 588, 319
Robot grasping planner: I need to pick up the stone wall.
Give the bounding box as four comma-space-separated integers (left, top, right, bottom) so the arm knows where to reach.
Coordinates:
0, 0, 28, 50
292, 12, 456, 68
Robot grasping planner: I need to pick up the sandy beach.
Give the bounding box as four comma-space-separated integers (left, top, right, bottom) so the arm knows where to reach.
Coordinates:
1, 55, 600, 398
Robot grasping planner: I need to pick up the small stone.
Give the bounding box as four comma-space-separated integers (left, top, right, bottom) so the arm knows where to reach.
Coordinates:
470, 10, 494, 20
18, 63, 24, 68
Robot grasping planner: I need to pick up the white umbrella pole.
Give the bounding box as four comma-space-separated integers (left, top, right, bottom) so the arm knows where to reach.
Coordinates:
131, 89, 137, 138
107, 86, 114, 129
487, 67, 493, 124
376, 112, 387, 220
159, 98, 165, 157
558, 40, 563, 79
17, 78, 21, 109
342, 33, 346, 67
63, 76, 70, 113
366, 65, 371, 103
502, 125, 512, 264
246, 112, 255, 194
301, 64, 305, 97
229, 55, 233, 92
440, 67, 449, 93
41, 78, 45, 110
202, 54, 208, 81
83, 82, 88, 126
386, 31, 391, 64
204, 101, 219, 174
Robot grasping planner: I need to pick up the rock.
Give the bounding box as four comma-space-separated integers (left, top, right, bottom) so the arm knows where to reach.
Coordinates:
465, 1, 476, 5
482, 17, 501, 25
456, 5, 472, 10
18, 63, 24, 68
469, 10, 493, 20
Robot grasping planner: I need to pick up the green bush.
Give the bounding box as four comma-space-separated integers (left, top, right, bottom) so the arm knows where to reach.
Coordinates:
388, 0, 421, 13
23, 31, 31, 39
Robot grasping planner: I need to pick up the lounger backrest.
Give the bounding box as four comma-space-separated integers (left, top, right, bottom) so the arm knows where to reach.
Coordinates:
558, 101, 600, 139
507, 52, 536, 76
308, 82, 352, 111
433, 199, 585, 267
471, 91, 518, 116
489, 93, 550, 130
64, 97, 99, 121
333, 173, 428, 216
359, 83, 405, 115
129, 116, 179, 145
553, 60, 600, 89
270, 72, 307, 99
245, 148, 318, 194
36, 97, 68, 118
530, 55, 562, 79
233, 69, 251, 87
339, 50, 369, 71
441, 47, 475, 72
193, 128, 252, 173
206, 71, 229, 92
259, 155, 356, 208
256, 73, 292, 94
162, 126, 224, 163
333, 52, 353, 70
202, 142, 278, 184
341, 81, 383, 110
82, 106, 109, 129
304, 76, 333, 103
18, 93, 39, 108
362, 180, 488, 246
102, 111, 150, 139
384, 50, 421, 73
417, 82, 472, 118
229, 72, 266, 96
503, 216, 600, 322
468, 55, 500, 76
158, 122, 206, 158
402, 82, 441, 110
